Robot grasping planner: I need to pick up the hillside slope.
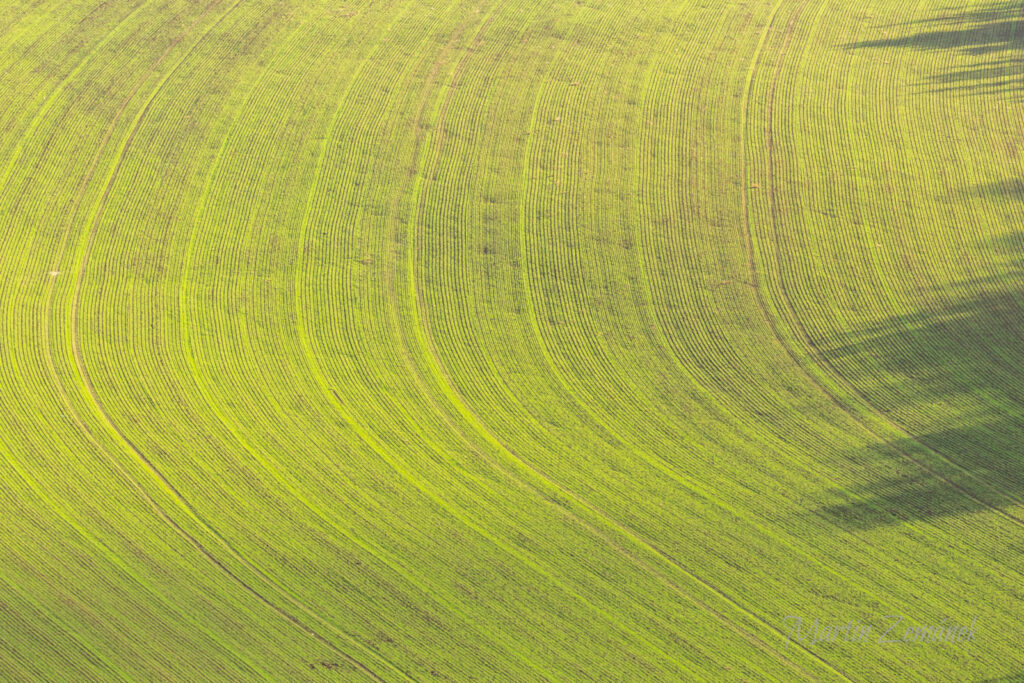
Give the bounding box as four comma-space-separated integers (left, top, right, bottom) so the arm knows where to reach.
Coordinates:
1, 0, 1022, 679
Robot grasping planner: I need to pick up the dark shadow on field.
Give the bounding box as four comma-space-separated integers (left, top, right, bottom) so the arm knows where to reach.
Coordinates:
969, 180, 1024, 203
846, 1, 1024, 98
805, 273, 1024, 530
986, 230, 1024, 255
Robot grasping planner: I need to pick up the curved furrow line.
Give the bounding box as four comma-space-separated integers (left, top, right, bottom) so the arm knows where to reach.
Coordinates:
0, 440, 154, 680
287, 4, 719, 676
745, 0, 1024, 535
290, 2, 678, 676
0, 0, 157, 201
40, 2, 395, 678
522, 6, 862, 542
0, 412, 267, 677
510, 8, 851, 679
606, 2, 966, 671
0, 2, 114, 137
393, 17, 711, 680
721, 25, 1024, 666
746, 0, 1024, 529
396, 4, 770, 676
778, 0, 1024, 583
864, 0, 1024, 471
6, 0, 1024, 679
629, 8, 799, 423
774, 7, 1024, 625
532, 17, 901, 683
627, 0, 1017, 642
176, 5, 555, 677
400, 6, 872, 680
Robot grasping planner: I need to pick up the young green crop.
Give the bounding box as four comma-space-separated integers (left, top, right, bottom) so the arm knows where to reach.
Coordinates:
1, 0, 1022, 679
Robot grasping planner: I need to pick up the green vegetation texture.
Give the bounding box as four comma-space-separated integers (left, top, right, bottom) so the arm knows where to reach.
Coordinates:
1, 0, 1023, 679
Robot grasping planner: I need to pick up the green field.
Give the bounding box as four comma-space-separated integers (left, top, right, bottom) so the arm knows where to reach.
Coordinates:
2, 0, 1023, 679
